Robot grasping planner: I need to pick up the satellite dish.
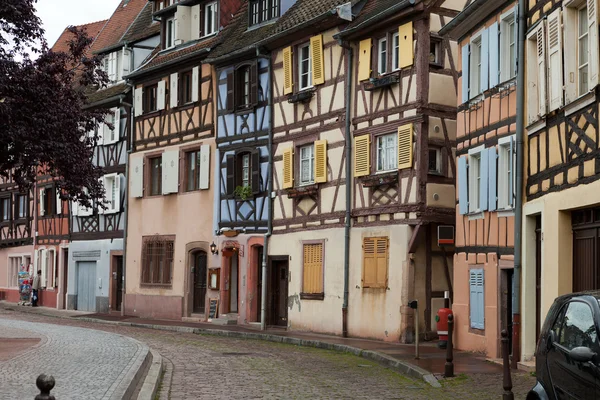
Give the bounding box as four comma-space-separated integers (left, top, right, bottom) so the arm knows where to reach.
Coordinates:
336, 2, 353, 21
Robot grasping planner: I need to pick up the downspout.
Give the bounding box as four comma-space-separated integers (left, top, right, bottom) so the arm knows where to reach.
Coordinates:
339, 39, 353, 338
257, 49, 273, 331
122, 82, 135, 316
512, 0, 526, 368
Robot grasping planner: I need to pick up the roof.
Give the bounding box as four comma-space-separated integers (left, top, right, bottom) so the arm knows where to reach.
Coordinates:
439, 0, 513, 40
50, 20, 107, 53
86, 82, 130, 105
121, 3, 162, 44
90, 0, 149, 53
337, 0, 417, 37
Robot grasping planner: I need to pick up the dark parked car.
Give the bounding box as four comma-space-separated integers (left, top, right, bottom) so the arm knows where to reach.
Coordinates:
528, 291, 600, 400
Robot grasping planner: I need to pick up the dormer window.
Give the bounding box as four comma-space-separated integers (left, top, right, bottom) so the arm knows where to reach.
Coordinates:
165, 17, 175, 48
249, 0, 279, 26
204, 2, 218, 36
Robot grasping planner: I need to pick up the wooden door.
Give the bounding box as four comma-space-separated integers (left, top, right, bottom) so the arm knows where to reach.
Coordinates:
535, 215, 541, 339
77, 261, 96, 312
256, 247, 263, 322
115, 256, 123, 312
572, 209, 600, 292
193, 251, 207, 314
499, 268, 513, 357
269, 260, 288, 327
62, 249, 68, 309
229, 254, 239, 313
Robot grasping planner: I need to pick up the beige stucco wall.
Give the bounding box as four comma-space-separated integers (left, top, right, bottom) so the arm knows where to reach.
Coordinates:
0, 245, 34, 288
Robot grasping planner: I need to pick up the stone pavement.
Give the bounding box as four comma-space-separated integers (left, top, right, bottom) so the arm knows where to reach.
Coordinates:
0, 317, 149, 400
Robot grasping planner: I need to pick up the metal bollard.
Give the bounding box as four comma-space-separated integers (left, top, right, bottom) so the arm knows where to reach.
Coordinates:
501, 329, 514, 400
444, 313, 454, 377
35, 374, 55, 400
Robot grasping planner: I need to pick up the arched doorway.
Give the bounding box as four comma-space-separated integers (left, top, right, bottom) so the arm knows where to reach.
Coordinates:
192, 251, 208, 314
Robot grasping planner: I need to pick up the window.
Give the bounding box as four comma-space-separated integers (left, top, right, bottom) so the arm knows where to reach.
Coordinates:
498, 137, 515, 210
500, 11, 517, 81
376, 134, 397, 172
378, 37, 387, 75
165, 17, 175, 49
227, 150, 260, 196
185, 149, 201, 191
40, 187, 55, 217
468, 149, 482, 213
204, 2, 218, 36
236, 66, 251, 108
362, 237, 388, 289
299, 145, 314, 185
179, 70, 193, 105
15, 194, 27, 219
554, 301, 599, 351
469, 268, 485, 329
579, 6, 590, 95
470, 35, 482, 97
0, 197, 9, 222
141, 237, 175, 286
392, 32, 400, 71
144, 84, 158, 113
249, 0, 279, 26
8, 256, 22, 288
526, 23, 546, 124
428, 148, 442, 174
241, 153, 251, 188
102, 174, 120, 214
302, 242, 324, 299
149, 157, 162, 196
298, 43, 312, 90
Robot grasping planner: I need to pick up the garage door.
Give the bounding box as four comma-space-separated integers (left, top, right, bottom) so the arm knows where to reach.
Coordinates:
77, 261, 96, 312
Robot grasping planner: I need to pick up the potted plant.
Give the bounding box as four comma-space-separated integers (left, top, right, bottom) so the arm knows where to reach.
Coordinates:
233, 185, 252, 200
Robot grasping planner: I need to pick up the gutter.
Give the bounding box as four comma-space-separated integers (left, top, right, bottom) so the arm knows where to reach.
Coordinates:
121, 82, 135, 316
83, 93, 128, 110
512, 0, 526, 368
337, 0, 415, 38
125, 47, 210, 81
438, 0, 485, 37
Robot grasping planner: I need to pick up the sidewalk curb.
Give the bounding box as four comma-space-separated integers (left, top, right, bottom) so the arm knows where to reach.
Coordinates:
1, 303, 441, 388
137, 349, 163, 400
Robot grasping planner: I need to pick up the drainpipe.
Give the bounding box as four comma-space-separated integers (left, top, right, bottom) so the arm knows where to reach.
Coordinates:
121, 82, 135, 316
512, 0, 526, 368
257, 49, 273, 331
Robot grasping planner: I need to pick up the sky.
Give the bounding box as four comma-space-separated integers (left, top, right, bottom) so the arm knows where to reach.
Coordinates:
35, 0, 122, 48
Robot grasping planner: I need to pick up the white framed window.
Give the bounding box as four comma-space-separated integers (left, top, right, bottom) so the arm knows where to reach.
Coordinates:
468, 145, 484, 213
526, 21, 546, 124
428, 148, 442, 174
166, 17, 175, 48
298, 43, 312, 90
8, 256, 22, 288
498, 136, 516, 210
378, 37, 387, 75
470, 34, 482, 97
376, 133, 397, 172
578, 5, 590, 95
500, 10, 517, 82
102, 173, 121, 214
299, 145, 314, 185
392, 32, 400, 71
204, 2, 218, 37
242, 153, 250, 187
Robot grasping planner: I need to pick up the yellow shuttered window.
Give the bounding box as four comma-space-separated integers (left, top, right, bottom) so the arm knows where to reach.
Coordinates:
282, 148, 294, 189
354, 135, 370, 177
283, 46, 293, 95
311, 35, 325, 86
314, 140, 327, 183
302, 242, 324, 295
362, 237, 389, 288
398, 22, 414, 69
397, 124, 413, 170
358, 38, 372, 81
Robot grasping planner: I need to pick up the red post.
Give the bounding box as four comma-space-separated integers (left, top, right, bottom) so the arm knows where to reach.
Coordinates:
502, 329, 514, 400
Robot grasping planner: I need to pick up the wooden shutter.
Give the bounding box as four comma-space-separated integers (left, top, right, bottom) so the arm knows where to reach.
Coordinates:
509, 137, 515, 208
250, 61, 258, 106
398, 22, 414, 69
108, 52, 117, 82
314, 140, 327, 183
547, 9, 563, 111
354, 135, 370, 177
480, 28, 489, 92
39, 188, 45, 216
479, 149, 489, 211
192, 66, 200, 102
488, 147, 497, 212
536, 22, 547, 117
114, 174, 121, 213
122, 48, 131, 76
130, 156, 144, 198
157, 80, 166, 111
226, 71, 234, 112
397, 124, 413, 170
251, 150, 261, 194
282, 148, 293, 189
303, 243, 324, 294
199, 144, 210, 190
362, 237, 388, 288
589, 0, 599, 89
170, 73, 179, 108
134, 87, 143, 117
469, 269, 485, 329
97, 120, 105, 145
113, 108, 120, 143
310, 35, 325, 85
162, 150, 179, 195
226, 154, 235, 195
283, 46, 293, 94
461, 44, 470, 103
97, 177, 105, 215
41, 249, 47, 287
358, 39, 372, 81
71, 200, 79, 216
488, 22, 499, 88
55, 189, 61, 215
191, 4, 201, 40
458, 156, 468, 215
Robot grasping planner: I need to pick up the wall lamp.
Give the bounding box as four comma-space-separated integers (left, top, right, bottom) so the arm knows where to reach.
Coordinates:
210, 242, 218, 255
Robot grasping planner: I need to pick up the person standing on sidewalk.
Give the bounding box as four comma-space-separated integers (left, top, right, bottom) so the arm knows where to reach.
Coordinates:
31, 270, 41, 307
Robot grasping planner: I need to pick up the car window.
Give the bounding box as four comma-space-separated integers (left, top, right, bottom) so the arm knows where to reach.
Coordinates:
551, 305, 567, 343
557, 301, 598, 351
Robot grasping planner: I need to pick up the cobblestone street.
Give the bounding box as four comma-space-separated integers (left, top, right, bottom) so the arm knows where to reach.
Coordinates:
0, 308, 536, 399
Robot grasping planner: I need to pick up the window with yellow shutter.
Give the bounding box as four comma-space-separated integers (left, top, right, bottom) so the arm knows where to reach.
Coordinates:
301, 241, 324, 299
362, 237, 388, 289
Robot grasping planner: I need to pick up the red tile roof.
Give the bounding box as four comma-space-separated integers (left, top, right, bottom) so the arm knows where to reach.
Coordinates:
90, 0, 149, 53
50, 20, 107, 53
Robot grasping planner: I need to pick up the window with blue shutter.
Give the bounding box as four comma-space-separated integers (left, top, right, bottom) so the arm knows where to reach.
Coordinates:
479, 148, 489, 211
469, 269, 485, 330
489, 22, 499, 87
481, 28, 490, 92
488, 147, 497, 211
458, 156, 469, 215
462, 44, 470, 103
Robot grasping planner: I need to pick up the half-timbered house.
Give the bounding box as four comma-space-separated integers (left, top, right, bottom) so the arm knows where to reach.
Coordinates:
520, 0, 600, 363
66, 0, 158, 313
441, 0, 519, 359
125, 0, 241, 320
336, 0, 460, 341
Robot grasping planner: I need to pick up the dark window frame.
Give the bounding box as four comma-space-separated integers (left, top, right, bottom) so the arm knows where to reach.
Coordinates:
0, 195, 11, 223
248, 0, 280, 26
40, 185, 56, 217
179, 70, 194, 106
184, 147, 201, 192
225, 61, 259, 113
148, 156, 163, 196
14, 193, 28, 221
144, 83, 158, 114
226, 148, 262, 198
140, 235, 175, 287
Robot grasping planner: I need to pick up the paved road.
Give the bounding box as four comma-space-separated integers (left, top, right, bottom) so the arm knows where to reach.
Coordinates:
0, 309, 536, 399
0, 317, 147, 399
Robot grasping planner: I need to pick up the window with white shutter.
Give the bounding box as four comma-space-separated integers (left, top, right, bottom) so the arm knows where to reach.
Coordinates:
498, 136, 516, 210
526, 23, 546, 124
537, 22, 547, 117
469, 268, 485, 330
547, 9, 563, 111
470, 33, 483, 96
500, 8, 517, 82
467, 145, 485, 214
